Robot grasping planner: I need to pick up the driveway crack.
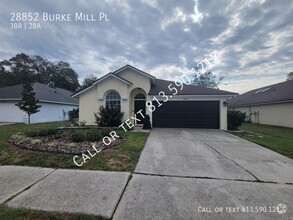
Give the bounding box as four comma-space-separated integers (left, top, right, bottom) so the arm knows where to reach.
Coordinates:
132, 172, 289, 185
202, 141, 261, 182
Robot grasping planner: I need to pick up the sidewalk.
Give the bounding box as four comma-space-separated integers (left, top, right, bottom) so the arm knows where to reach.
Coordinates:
0, 165, 130, 219
0, 123, 16, 126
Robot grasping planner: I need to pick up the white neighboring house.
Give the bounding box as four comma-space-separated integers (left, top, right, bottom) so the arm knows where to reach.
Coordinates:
0, 83, 78, 124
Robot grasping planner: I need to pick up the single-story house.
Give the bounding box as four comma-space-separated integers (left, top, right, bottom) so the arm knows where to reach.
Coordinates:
0, 83, 78, 124
228, 80, 293, 128
73, 65, 236, 130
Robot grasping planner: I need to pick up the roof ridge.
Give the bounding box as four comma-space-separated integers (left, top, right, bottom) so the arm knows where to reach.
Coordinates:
156, 78, 236, 94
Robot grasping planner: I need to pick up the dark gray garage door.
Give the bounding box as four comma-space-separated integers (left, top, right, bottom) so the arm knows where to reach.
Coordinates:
152, 101, 219, 129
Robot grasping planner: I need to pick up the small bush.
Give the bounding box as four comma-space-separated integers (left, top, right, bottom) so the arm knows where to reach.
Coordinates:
38, 128, 58, 136
25, 131, 39, 137
31, 139, 41, 145
94, 105, 123, 127
54, 133, 62, 139
70, 130, 103, 142
21, 137, 33, 144
11, 133, 25, 141
79, 120, 87, 126
227, 110, 246, 130
70, 131, 85, 142
86, 130, 102, 142
68, 108, 79, 122
26, 128, 58, 137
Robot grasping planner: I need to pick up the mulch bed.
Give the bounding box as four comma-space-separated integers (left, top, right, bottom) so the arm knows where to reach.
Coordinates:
8, 131, 127, 154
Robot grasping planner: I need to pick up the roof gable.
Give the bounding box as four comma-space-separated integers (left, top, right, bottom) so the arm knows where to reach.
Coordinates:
72, 72, 132, 97
92, 72, 132, 86
72, 65, 156, 97
113, 64, 156, 80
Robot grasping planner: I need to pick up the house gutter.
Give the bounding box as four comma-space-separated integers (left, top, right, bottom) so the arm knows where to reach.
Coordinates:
0, 98, 78, 106
229, 99, 293, 108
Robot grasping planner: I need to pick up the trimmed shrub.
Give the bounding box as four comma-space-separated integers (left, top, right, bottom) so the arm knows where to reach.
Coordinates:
227, 110, 246, 130
86, 130, 102, 142
70, 131, 85, 142
26, 128, 58, 137
68, 108, 79, 122
94, 105, 123, 127
70, 129, 103, 142
38, 128, 58, 136
25, 131, 39, 137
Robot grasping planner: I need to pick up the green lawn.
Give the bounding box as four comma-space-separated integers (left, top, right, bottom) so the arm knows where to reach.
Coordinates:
0, 122, 149, 171
0, 205, 103, 220
232, 123, 293, 159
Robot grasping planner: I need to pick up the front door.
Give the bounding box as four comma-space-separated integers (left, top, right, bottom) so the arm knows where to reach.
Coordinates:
134, 94, 146, 124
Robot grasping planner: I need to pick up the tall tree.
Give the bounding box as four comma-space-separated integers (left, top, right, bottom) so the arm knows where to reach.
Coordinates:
0, 53, 80, 91
48, 61, 80, 92
81, 74, 98, 89
287, 72, 293, 81
0, 53, 36, 87
15, 82, 41, 124
192, 71, 223, 89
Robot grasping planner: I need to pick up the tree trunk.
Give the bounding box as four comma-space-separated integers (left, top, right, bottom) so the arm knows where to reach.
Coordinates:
28, 114, 30, 125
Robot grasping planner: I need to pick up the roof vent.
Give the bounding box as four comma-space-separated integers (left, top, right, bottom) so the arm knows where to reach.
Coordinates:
262, 87, 271, 92
254, 87, 271, 94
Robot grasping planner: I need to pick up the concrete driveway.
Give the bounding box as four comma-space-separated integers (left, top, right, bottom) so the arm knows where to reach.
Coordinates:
113, 128, 293, 220
135, 128, 293, 183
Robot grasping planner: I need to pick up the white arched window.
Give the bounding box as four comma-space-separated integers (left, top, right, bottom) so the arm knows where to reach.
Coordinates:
105, 91, 121, 110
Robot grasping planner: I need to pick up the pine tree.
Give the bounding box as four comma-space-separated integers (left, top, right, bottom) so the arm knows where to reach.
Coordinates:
15, 82, 41, 124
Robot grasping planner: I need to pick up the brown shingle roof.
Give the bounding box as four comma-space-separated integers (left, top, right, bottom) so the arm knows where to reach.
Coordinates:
149, 79, 237, 96
228, 80, 293, 108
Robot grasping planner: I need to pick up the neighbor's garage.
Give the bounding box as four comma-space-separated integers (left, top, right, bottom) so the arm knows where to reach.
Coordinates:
152, 101, 219, 129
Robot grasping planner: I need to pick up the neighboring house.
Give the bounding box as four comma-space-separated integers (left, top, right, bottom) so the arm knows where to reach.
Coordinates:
73, 65, 236, 130
228, 80, 293, 128
0, 83, 78, 123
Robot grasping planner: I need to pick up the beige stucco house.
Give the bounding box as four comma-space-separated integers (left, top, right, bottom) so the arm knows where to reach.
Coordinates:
228, 80, 293, 128
72, 65, 236, 130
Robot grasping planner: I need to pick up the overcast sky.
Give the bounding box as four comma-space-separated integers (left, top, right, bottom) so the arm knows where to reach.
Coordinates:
0, 0, 292, 93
